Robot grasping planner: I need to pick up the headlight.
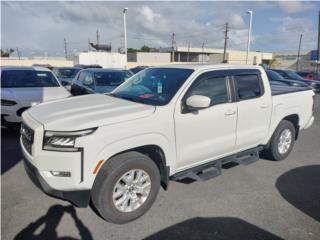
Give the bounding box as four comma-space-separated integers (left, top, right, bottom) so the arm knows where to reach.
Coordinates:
1, 99, 17, 106
43, 128, 97, 151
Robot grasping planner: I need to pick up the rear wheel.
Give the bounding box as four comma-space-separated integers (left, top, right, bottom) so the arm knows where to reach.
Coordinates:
263, 120, 296, 161
91, 151, 160, 224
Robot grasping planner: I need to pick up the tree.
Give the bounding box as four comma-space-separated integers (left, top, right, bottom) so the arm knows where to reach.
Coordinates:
1, 49, 10, 57
140, 45, 150, 52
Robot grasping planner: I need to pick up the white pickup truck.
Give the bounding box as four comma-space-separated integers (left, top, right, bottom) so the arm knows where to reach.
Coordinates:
20, 65, 315, 223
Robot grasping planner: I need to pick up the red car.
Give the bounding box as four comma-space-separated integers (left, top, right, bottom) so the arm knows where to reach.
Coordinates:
297, 71, 318, 80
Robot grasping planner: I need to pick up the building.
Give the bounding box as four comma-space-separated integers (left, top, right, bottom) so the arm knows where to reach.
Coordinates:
127, 52, 170, 64
162, 46, 273, 65
273, 50, 319, 71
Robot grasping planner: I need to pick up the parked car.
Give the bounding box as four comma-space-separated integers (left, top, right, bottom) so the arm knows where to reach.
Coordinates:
32, 64, 53, 70
130, 66, 149, 74
74, 64, 102, 69
266, 70, 309, 88
20, 65, 315, 223
1, 66, 70, 128
271, 69, 320, 93
296, 71, 314, 80
71, 68, 133, 96
52, 67, 81, 90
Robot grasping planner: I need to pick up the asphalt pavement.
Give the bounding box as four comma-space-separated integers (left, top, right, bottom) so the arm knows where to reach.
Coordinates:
2, 96, 320, 240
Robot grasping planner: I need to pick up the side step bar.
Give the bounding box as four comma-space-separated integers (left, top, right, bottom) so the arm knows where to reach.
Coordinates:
171, 147, 261, 182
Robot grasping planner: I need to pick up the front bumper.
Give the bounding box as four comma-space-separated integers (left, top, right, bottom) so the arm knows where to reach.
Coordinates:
23, 158, 90, 207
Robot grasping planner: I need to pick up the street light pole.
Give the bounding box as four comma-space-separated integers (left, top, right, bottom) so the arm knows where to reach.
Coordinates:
123, 7, 128, 68
246, 10, 253, 65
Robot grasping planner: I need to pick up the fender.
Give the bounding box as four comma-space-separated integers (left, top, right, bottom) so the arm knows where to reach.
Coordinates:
89, 133, 176, 180
264, 103, 300, 144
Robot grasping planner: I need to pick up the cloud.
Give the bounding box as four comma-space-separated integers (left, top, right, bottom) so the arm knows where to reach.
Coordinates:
255, 16, 317, 52
1, 1, 319, 56
277, 1, 314, 13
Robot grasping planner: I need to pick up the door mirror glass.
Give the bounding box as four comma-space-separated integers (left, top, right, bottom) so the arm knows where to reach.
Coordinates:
186, 95, 211, 109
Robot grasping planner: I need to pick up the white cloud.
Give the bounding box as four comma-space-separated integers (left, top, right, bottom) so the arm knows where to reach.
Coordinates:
278, 1, 314, 13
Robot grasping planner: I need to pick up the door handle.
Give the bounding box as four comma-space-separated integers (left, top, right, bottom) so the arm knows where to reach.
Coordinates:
224, 110, 236, 116
260, 104, 269, 109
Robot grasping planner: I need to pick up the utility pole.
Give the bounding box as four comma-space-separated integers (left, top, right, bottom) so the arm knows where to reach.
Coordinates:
317, 11, 320, 74
187, 42, 190, 62
296, 34, 303, 71
16, 47, 21, 60
171, 33, 176, 62
64, 37, 68, 59
123, 7, 128, 68
96, 29, 100, 45
223, 22, 229, 62
88, 38, 91, 51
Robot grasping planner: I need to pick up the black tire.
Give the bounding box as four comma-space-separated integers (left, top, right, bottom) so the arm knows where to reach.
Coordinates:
91, 151, 160, 224
263, 120, 296, 161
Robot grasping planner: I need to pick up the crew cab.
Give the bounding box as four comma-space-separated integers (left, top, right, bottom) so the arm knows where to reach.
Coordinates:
20, 65, 315, 223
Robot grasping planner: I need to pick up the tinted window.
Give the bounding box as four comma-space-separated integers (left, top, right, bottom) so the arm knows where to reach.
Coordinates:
285, 70, 304, 80
235, 74, 263, 100
94, 71, 132, 86
185, 74, 229, 106
1, 70, 59, 88
266, 70, 284, 81
113, 68, 194, 106
54, 68, 80, 79
78, 71, 87, 82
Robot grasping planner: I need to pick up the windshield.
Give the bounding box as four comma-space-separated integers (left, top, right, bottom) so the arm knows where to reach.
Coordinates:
55, 68, 80, 79
94, 71, 132, 86
266, 70, 284, 81
112, 68, 194, 106
1, 70, 60, 88
286, 70, 304, 80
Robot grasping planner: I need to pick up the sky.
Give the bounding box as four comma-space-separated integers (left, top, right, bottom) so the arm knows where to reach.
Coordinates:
1, 1, 319, 57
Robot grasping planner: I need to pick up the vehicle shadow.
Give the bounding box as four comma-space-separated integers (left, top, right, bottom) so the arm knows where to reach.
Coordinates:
14, 204, 93, 240
143, 217, 283, 240
276, 165, 320, 222
1, 127, 21, 174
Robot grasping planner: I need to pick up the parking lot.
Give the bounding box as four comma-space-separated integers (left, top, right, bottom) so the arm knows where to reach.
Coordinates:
1, 96, 319, 240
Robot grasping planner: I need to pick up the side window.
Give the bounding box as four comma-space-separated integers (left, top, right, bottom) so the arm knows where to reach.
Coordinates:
78, 71, 87, 82
235, 74, 263, 100
83, 72, 94, 86
185, 72, 230, 106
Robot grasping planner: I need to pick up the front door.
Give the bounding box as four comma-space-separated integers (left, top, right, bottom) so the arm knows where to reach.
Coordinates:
174, 70, 237, 170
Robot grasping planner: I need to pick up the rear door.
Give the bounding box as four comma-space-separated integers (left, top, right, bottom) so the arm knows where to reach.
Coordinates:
233, 69, 272, 150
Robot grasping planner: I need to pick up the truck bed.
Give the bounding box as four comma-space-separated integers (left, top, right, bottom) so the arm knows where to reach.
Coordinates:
271, 85, 312, 96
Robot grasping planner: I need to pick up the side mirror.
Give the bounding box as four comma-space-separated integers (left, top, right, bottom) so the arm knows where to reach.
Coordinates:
186, 95, 211, 110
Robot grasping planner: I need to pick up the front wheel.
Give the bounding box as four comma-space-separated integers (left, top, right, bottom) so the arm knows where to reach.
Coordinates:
91, 151, 160, 224
263, 120, 296, 161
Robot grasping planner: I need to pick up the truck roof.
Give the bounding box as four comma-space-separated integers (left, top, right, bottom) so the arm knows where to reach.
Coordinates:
155, 64, 263, 71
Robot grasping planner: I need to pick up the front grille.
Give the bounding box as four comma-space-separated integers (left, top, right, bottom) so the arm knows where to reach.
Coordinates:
21, 123, 34, 155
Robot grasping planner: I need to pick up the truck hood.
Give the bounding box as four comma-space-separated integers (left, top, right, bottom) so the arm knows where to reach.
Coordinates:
2, 87, 70, 104
27, 94, 155, 131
